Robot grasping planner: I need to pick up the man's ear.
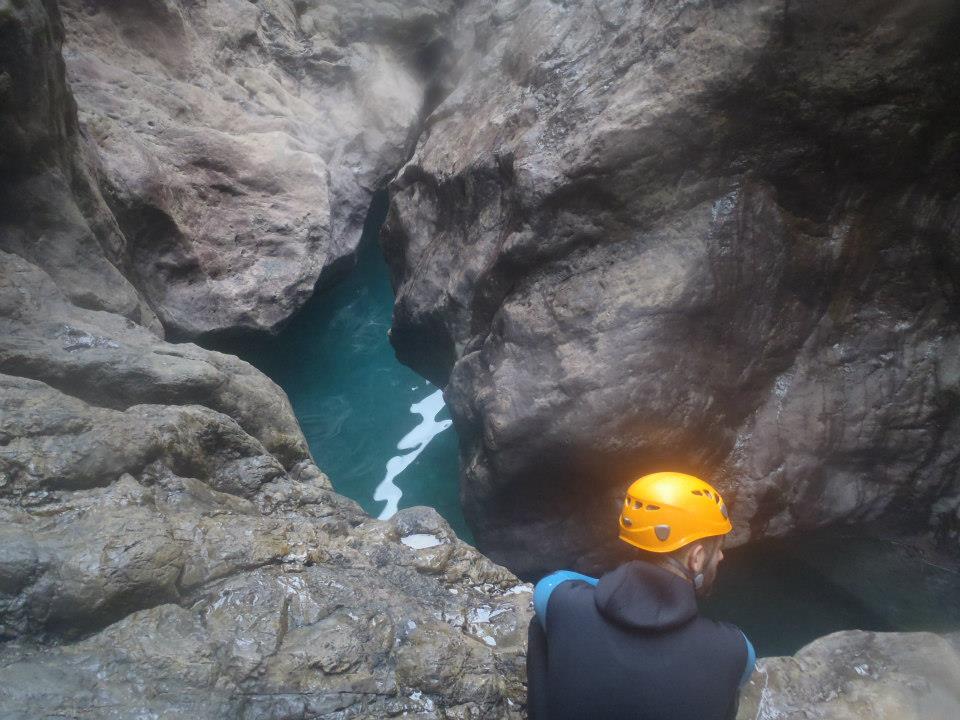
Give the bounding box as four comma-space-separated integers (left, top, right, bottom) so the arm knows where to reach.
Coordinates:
687, 542, 707, 573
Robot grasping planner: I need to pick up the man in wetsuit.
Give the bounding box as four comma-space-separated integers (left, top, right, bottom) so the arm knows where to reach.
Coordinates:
526, 471, 756, 720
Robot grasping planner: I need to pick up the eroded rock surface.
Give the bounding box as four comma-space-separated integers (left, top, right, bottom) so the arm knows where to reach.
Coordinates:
0, 331, 531, 717
0, 0, 159, 332
381, 0, 960, 575
737, 631, 960, 720
55, 0, 463, 339
4, 0, 959, 717
0, 250, 309, 467
0, 452, 531, 717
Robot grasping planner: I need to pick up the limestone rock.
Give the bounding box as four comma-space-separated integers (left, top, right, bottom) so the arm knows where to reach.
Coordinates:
381, 0, 960, 575
1, 476, 531, 717
0, 250, 310, 468
58, 0, 460, 339
0, 325, 531, 717
0, 0, 159, 332
737, 630, 960, 720
4, 1, 958, 718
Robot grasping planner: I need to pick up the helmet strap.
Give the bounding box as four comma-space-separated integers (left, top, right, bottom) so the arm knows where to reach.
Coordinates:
664, 555, 704, 590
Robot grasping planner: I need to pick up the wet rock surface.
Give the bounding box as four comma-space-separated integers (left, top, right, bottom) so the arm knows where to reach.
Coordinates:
1, 479, 531, 718
0, 254, 532, 716
55, 0, 460, 339
737, 630, 960, 720
381, 0, 960, 576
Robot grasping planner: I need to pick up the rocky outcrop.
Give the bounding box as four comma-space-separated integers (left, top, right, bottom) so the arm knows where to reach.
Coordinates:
381, 0, 960, 575
737, 630, 960, 719
0, 222, 530, 718
0, 249, 309, 467
1, 3, 531, 717
0, 438, 530, 718
53, 0, 460, 339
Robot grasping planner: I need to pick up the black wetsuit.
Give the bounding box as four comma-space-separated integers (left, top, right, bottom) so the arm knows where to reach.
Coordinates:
526, 560, 754, 720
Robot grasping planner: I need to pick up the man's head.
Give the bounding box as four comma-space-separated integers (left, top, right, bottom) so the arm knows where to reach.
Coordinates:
618, 472, 732, 595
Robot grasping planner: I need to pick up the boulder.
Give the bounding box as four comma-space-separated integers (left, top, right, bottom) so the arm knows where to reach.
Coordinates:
737, 630, 960, 720
381, 0, 960, 575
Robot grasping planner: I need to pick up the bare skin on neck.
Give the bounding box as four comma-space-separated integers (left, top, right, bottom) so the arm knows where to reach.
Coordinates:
653, 537, 725, 596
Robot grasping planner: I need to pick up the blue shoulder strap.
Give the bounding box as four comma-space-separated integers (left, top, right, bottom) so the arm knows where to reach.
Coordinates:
533, 570, 599, 631
739, 631, 757, 687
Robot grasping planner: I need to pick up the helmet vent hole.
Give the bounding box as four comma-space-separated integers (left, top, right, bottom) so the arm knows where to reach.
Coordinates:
622, 516, 633, 526
691, 490, 702, 496
633, 500, 643, 509
646, 505, 660, 511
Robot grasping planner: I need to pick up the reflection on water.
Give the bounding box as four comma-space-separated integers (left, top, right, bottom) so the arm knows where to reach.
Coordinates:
375, 389, 454, 519
212, 191, 472, 542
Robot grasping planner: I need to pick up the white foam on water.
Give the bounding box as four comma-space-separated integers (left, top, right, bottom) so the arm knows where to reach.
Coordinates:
400, 533, 443, 549
373, 388, 453, 519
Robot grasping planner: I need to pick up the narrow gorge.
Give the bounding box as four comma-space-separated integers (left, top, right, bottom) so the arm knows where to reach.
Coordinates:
2, 1, 959, 718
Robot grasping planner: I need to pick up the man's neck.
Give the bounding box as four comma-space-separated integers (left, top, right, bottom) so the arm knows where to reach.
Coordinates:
656, 555, 694, 584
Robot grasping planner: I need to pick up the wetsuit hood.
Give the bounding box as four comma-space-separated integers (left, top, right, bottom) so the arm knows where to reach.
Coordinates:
593, 560, 698, 631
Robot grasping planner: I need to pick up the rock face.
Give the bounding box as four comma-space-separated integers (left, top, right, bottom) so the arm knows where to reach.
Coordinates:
0, 249, 310, 467
55, 0, 458, 339
0, 3, 530, 717
737, 630, 960, 720
0, 0, 160, 333
381, 0, 960, 575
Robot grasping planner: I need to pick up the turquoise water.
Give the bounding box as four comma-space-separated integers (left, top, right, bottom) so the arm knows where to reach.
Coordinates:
704, 531, 960, 656
215, 191, 473, 543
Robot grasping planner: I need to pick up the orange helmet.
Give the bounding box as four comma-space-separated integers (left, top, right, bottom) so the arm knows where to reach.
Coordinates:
618, 472, 732, 553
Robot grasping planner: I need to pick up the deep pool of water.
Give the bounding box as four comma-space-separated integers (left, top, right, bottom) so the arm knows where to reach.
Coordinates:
215, 191, 473, 544
703, 531, 960, 656
214, 192, 959, 657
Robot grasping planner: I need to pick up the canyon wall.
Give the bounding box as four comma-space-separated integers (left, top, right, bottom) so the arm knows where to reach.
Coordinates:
55, 0, 460, 339
381, 0, 960, 576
